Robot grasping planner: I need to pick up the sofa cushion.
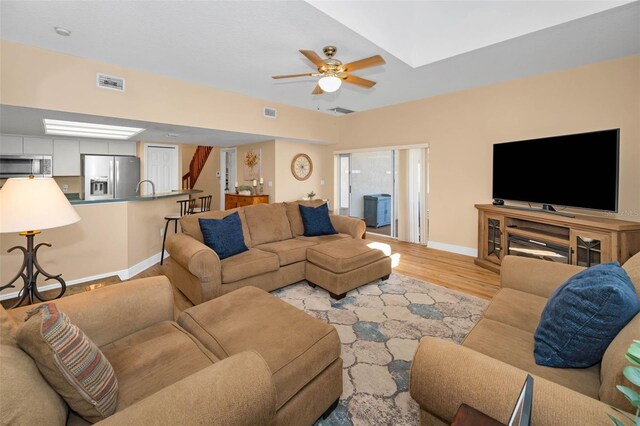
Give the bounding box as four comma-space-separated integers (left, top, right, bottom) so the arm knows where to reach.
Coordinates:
0, 305, 18, 346
463, 318, 601, 399
199, 212, 248, 260
299, 203, 337, 237
243, 203, 293, 246
296, 233, 351, 244
178, 286, 341, 410
17, 303, 119, 423
284, 200, 325, 237
622, 251, 640, 293
534, 262, 640, 368
483, 288, 547, 334
307, 238, 388, 274
255, 239, 318, 266
220, 248, 280, 283
0, 343, 68, 425
100, 321, 218, 412
180, 208, 252, 247
599, 313, 640, 413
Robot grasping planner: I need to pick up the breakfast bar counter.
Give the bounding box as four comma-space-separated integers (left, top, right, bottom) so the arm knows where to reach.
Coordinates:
1, 190, 205, 300
69, 189, 203, 205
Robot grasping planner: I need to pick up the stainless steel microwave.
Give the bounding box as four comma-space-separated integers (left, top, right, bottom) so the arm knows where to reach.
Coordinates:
0, 155, 53, 178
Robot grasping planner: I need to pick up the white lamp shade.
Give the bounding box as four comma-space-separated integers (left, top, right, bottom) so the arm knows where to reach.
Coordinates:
318, 76, 342, 93
0, 177, 80, 233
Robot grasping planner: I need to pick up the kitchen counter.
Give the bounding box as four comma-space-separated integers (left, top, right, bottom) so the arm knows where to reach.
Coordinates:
70, 189, 203, 205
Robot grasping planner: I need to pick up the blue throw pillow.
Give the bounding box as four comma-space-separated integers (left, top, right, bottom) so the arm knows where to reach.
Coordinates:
299, 203, 337, 237
534, 262, 640, 368
198, 212, 248, 260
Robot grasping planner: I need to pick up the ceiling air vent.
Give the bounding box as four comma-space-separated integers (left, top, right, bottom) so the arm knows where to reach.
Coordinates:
263, 107, 277, 119
97, 73, 125, 92
328, 107, 355, 114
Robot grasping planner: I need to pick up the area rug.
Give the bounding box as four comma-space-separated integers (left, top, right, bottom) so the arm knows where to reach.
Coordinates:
272, 273, 489, 426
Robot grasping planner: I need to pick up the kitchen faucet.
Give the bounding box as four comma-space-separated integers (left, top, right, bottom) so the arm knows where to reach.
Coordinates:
136, 179, 156, 197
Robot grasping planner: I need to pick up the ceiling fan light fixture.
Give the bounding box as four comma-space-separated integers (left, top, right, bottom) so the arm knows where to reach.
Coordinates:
318, 76, 341, 93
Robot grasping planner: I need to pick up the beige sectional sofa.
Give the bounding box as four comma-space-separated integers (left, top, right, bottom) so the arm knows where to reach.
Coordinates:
1, 275, 343, 425
164, 200, 367, 305
410, 253, 640, 425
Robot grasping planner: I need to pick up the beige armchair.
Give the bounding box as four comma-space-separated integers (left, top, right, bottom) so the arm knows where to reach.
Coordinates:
1, 276, 276, 425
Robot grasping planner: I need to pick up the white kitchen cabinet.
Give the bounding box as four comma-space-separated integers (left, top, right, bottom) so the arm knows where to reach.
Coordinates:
53, 139, 81, 176
23, 137, 54, 155
0, 135, 23, 154
108, 141, 137, 156
80, 140, 109, 155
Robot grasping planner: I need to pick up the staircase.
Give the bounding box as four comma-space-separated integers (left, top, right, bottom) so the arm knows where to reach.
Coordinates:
182, 146, 213, 189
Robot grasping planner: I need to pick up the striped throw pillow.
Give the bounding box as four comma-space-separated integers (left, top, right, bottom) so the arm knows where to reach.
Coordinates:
17, 303, 118, 423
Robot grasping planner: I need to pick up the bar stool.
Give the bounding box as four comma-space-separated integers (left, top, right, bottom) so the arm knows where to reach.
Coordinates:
198, 195, 212, 212
160, 199, 196, 265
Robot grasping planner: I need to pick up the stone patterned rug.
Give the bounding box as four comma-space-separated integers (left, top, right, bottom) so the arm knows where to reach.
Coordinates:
272, 273, 489, 426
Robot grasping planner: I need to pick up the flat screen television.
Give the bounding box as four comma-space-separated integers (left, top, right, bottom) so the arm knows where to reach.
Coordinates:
492, 129, 619, 212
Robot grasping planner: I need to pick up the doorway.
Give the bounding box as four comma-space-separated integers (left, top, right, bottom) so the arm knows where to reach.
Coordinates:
336, 146, 428, 243
220, 148, 236, 210
144, 144, 179, 193
337, 150, 397, 238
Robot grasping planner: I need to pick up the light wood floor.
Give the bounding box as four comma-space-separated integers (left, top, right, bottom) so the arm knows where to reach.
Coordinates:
3, 235, 500, 311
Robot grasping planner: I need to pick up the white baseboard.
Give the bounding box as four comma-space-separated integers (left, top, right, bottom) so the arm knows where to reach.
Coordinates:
427, 241, 477, 257
0, 251, 169, 301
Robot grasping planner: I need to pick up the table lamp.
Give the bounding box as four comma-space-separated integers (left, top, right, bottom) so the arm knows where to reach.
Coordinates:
0, 176, 80, 308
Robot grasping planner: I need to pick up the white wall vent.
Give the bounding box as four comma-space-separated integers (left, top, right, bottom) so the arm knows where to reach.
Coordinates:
328, 107, 355, 114
263, 107, 277, 119
97, 73, 125, 92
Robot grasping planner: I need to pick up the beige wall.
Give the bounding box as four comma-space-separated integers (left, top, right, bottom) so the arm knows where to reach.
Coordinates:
1, 39, 637, 258
335, 56, 640, 250
274, 140, 332, 203
0, 40, 339, 144
0, 197, 177, 298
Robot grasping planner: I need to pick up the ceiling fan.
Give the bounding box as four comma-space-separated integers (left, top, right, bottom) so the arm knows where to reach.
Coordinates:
272, 46, 385, 94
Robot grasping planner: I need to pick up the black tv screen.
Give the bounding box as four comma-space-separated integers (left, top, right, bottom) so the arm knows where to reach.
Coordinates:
492, 129, 619, 212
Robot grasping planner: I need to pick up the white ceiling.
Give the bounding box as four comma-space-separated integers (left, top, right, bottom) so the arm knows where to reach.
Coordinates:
0, 105, 321, 147
0, 1, 638, 116
306, 1, 633, 68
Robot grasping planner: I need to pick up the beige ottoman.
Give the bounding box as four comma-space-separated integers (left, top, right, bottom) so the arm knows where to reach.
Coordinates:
178, 286, 342, 425
306, 238, 392, 299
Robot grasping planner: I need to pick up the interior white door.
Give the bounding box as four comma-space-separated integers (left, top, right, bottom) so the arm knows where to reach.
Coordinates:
146, 145, 177, 193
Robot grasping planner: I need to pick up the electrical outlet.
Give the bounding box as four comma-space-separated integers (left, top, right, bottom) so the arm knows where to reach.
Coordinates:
268, 181, 273, 187
320, 179, 325, 185
160, 228, 164, 237
62, 184, 69, 192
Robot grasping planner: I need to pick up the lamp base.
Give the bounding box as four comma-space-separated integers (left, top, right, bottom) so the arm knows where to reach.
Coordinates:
0, 231, 66, 309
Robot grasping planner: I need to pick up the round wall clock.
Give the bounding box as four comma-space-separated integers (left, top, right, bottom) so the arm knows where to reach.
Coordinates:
291, 153, 313, 181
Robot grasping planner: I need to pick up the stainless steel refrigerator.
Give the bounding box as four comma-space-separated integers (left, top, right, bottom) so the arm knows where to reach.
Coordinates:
81, 155, 141, 200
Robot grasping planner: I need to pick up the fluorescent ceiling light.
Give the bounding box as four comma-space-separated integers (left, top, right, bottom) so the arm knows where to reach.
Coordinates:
43, 119, 144, 140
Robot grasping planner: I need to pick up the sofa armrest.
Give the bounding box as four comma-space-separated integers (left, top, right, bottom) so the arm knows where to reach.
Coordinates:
11, 277, 174, 347
97, 350, 276, 426
166, 233, 220, 281
410, 337, 622, 425
500, 256, 585, 298
330, 215, 366, 239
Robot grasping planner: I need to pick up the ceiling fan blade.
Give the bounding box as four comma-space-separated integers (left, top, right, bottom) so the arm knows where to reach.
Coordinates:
299, 49, 324, 67
312, 84, 324, 95
341, 74, 376, 88
343, 55, 385, 72
272, 73, 315, 79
